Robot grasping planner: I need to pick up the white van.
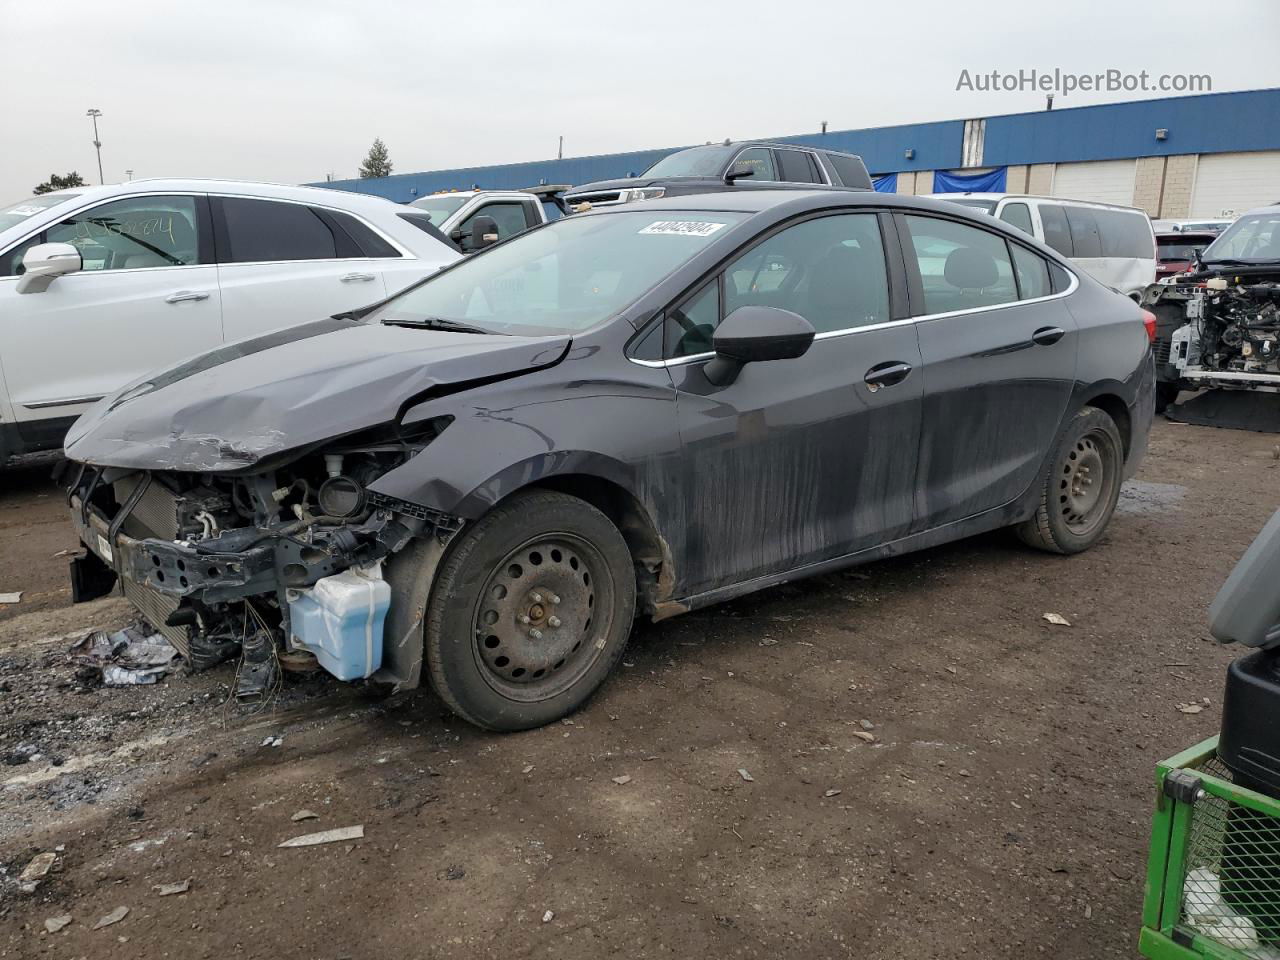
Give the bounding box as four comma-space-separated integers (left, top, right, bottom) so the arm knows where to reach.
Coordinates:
927, 193, 1156, 300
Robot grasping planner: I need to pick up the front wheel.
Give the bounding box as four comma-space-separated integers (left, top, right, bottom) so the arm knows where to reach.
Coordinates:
1016, 406, 1124, 555
424, 489, 635, 731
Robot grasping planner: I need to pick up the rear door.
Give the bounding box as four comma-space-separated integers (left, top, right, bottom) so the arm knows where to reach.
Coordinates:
212, 196, 396, 341
899, 212, 1078, 530
0, 193, 222, 441
668, 210, 922, 596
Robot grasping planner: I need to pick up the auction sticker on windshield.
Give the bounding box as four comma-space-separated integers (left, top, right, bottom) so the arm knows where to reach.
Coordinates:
639, 221, 728, 238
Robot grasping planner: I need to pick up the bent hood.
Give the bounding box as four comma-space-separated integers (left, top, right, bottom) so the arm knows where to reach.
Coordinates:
65, 316, 570, 472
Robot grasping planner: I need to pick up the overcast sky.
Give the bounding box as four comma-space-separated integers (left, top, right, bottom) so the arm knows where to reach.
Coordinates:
2, 0, 1277, 199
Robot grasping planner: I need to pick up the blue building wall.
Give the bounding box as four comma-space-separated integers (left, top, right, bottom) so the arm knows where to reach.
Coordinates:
983, 88, 1280, 166
315, 88, 1280, 202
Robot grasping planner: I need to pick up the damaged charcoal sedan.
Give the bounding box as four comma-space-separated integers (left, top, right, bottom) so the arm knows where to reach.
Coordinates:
63, 190, 1155, 731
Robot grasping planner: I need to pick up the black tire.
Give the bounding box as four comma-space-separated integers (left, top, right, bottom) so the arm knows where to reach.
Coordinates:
1016, 406, 1124, 555
1155, 381, 1180, 414
424, 490, 635, 731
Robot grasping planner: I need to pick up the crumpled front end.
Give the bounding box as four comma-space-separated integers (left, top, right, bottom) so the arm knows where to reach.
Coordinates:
65, 432, 461, 699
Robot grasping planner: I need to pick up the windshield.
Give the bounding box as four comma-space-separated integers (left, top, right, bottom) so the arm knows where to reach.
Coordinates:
940, 197, 998, 214
375, 210, 747, 336
1202, 212, 1280, 263
641, 145, 736, 179
409, 195, 470, 225
0, 193, 80, 233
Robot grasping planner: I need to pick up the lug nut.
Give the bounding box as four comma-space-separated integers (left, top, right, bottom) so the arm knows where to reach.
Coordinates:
530, 628, 543, 640
548, 616, 561, 628
518, 614, 531, 624
532, 592, 543, 603
550, 594, 561, 605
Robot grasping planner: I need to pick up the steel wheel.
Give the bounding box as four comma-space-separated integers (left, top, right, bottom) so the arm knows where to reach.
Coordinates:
1017, 406, 1124, 555
471, 533, 616, 703
1059, 432, 1115, 535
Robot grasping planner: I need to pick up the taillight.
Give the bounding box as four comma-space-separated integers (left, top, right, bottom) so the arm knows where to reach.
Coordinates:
1141, 309, 1157, 343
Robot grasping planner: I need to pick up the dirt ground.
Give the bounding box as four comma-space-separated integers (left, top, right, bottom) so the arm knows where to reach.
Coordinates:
1, 420, 1276, 959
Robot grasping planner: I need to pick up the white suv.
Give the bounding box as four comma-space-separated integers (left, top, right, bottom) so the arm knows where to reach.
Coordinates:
0, 179, 459, 460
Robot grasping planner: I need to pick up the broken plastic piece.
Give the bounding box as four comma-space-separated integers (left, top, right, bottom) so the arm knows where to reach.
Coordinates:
278, 825, 364, 848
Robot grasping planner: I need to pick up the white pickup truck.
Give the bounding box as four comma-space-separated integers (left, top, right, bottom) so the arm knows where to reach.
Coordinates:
408, 188, 563, 252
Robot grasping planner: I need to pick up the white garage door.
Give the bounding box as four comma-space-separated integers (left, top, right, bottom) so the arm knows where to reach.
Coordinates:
1191, 152, 1280, 218
1051, 160, 1137, 206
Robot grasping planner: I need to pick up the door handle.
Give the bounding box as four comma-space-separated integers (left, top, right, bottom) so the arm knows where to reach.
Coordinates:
863, 361, 913, 392
1031, 326, 1066, 346
340, 272, 376, 283
165, 290, 210, 304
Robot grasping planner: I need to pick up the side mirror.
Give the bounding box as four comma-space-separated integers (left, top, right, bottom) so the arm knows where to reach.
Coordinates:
16, 242, 82, 294
725, 162, 756, 183
704, 305, 815, 386
469, 215, 499, 252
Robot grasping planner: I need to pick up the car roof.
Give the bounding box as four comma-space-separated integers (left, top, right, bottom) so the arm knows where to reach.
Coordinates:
926, 192, 1148, 213
590, 189, 994, 217
19, 178, 406, 212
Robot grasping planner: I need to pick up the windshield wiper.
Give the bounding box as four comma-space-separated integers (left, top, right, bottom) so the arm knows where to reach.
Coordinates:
381, 316, 497, 335
1201, 258, 1266, 267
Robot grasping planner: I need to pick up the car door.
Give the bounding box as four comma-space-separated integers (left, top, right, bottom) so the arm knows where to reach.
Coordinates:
212, 196, 395, 342
898, 211, 1078, 530
0, 193, 222, 440
667, 211, 923, 596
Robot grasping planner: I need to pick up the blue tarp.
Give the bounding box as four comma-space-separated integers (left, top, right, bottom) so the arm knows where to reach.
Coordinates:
872, 173, 898, 193
932, 167, 1007, 194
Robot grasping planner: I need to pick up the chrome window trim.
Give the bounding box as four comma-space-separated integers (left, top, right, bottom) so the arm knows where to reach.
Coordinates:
626, 261, 1079, 369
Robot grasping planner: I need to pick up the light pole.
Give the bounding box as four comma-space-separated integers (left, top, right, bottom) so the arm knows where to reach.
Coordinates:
86, 108, 104, 184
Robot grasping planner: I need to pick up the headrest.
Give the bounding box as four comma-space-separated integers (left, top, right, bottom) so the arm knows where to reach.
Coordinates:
944, 246, 998, 290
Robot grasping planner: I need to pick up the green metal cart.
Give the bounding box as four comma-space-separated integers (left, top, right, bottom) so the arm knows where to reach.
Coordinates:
1142, 735, 1280, 959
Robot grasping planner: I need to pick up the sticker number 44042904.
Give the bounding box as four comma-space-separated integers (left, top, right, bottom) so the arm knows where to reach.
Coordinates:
638, 221, 728, 238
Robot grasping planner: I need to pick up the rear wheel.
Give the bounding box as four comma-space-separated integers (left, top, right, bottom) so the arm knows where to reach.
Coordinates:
425, 490, 635, 731
1016, 406, 1124, 555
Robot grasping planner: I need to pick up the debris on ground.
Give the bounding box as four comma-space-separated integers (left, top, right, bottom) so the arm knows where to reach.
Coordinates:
291, 809, 319, 822
824, 789, 842, 797
0, 591, 22, 604
737, 768, 754, 782
153, 879, 191, 896
611, 774, 632, 785
44, 914, 72, 933
522, 764, 534, 774
1177, 702, 1205, 714
858, 719, 875, 731
1042, 613, 1072, 626
278, 825, 364, 848
852, 731, 875, 743
19, 851, 57, 883
261, 736, 284, 748
542, 910, 555, 923
69, 624, 178, 686
92, 906, 129, 930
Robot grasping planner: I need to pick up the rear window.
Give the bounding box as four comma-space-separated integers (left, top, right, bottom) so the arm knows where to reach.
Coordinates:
218, 198, 337, 263
1094, 208, 1155, 259
1039, 204, 1073, 256
1157, 238, 1210, 261
324, 209, 400, 258
1064, 206, 1102, 259
826, 154, 870, 188
397, 212, 457, 250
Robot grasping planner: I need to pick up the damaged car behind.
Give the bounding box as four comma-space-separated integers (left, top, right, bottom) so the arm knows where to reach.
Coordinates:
63, 190, 1154, 731
1144, 203, 1280, 421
